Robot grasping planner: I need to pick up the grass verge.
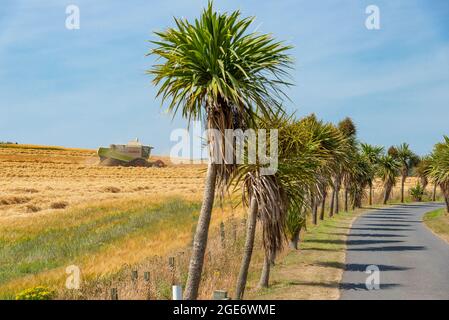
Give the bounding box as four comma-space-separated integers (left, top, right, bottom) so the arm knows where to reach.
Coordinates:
423, 208, 449, 244
247, 208, 365, 300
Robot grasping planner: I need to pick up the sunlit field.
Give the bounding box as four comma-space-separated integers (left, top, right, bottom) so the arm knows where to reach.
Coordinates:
0, 144, 206, 218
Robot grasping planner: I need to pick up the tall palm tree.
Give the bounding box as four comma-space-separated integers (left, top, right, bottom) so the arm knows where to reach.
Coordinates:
360, 143, 384, 205
377, 155, 400, 204
148, 2, 292, 299
285, 115, 347, 247
428, 136, 449, 213
415, 156, 431, 192
394, 143, 417, 203
348, 152, 371, 209
337, 117, 357, 213
233, 112, 320, 298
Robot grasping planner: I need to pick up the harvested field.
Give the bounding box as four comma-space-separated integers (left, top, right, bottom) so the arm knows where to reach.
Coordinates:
0, 144, 206, 219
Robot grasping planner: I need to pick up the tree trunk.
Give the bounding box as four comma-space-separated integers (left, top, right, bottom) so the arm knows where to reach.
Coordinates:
421, 177, 428, 193
258, 253, 271, 289
445, 195, 449, 214
369, 183, 373, 206
383, 185, 391, 205
184, 163, 217, 300
432, 184, 437, 201
289, 228, 301, 250
329, 188, 335, 217
344, 188, 349, 212
234, 198, 258, 300
335, 186, 340, 214
401, 174, 406, 203
311, 196, 318, 225
319, 193, 326, 220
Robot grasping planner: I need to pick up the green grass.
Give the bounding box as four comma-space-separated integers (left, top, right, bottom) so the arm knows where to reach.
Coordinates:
423, 208, 449, 243
248, 209, 363, 300
0, 198, 200, 289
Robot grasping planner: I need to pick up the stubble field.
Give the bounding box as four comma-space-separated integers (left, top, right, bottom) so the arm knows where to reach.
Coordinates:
0, 144, 206, 219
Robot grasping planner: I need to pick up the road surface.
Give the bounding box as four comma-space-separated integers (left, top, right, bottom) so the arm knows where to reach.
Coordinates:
340, 202, 449, 300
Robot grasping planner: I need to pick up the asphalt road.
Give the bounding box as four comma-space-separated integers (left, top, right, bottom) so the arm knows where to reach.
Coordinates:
340, 202, 449, 300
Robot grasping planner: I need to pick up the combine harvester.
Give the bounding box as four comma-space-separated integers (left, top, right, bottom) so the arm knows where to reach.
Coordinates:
98, 139, 165, 167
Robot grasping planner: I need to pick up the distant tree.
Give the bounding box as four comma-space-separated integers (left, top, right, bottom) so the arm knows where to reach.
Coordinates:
335, 117, 357, 213
360, 143, 384, 205
428, 136, 449, 212
415, 156, 431, 192
394, 143, 418, 203
378, 155, 400, 204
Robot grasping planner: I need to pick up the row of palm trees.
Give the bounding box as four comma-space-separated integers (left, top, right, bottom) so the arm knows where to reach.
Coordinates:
148, 2, 448, 300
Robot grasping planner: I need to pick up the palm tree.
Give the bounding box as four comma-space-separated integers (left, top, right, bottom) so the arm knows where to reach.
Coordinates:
415, 156, 431, 192
360, 143, 384, 205
337, 117, 357, 213
148, 2, 292, 299
285, 115, 347, 247
233, 112, 321, 298
348, 152, 371, 209
377, 155, 400, 204
393, 143, 417, 203
428, 136, 449, 213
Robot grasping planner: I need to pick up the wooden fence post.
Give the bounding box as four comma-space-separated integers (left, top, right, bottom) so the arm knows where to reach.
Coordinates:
169, 256, 176, 284
110, 288, 118, 300
220, 222, 226, 248
143, 271, 151, 300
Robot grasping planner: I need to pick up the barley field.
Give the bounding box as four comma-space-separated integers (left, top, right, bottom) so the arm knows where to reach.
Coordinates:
0, 144, 206, 219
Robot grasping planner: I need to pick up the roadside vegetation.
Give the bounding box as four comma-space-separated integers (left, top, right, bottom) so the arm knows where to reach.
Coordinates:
423, 208, 449, 243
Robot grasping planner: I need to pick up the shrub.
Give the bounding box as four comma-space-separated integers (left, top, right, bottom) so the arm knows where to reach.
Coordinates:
15, 286, 55, 300
26, 204, 41, 213
410, 183, 425, 202
50, 201, 69, 209
103, 186, 121, 193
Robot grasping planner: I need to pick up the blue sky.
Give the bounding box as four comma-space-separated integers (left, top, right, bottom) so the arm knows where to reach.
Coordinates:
1, 0, 448, 155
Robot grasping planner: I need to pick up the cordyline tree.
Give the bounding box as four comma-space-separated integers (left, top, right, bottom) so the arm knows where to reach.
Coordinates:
147, 2, 292, 299
285, 115, 348, 242
232, 112, 315, 299
231, 113, 289, 300
378, 153, 400, 204
415, 156, 432, 196
393, 143, 419, 203
360, 143, 384, 205
428, 136, 449, 212
331, 117, 356, 214
347, 151, 371, 210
